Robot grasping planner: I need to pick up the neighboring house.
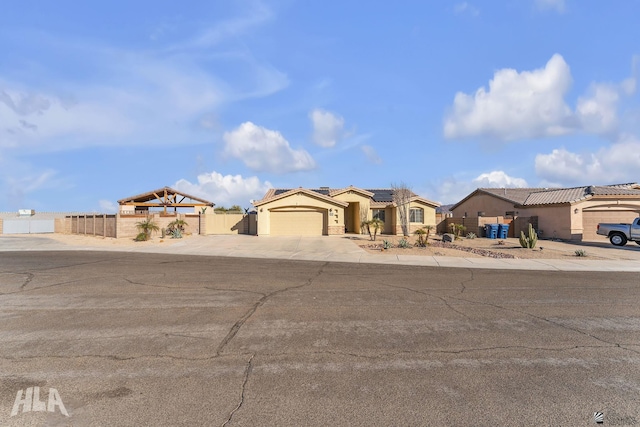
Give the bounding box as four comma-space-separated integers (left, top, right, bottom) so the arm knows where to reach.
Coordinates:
253, 186, 439, 236
451, 183, 640, 241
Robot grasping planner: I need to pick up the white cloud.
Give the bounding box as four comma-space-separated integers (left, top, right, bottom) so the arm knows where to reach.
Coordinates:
473, 171, 529, 187
0, 5, 288, 153
444, 54, 637, 142
0, 85, 135, 150
454, 2, 479, 16
0, 157, 64, 209
309, 109, 345, 148
178, 2, 273, 51
444, 54, 574, 141
223, 122, 316, 173
429, 170, 529, 204
174, 171, 272, 208
361, 145, 382, 164
535, 135, 640, 185
575, 83, 621, 136
99, 200, 118, 213
535, 0, 566, 13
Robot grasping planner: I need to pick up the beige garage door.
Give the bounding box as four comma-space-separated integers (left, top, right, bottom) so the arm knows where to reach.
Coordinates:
582, 210, 640, 241
270, 210, 326, 236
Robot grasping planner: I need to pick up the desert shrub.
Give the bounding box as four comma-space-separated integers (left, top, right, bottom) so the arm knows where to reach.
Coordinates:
382, 239, 393, 249
398, 238, 411, 248
466, 232, 476, 239
414, 228, 429, 247
135, 218, 160, 240
574, 249, 587, 257
134, 232, 149, 242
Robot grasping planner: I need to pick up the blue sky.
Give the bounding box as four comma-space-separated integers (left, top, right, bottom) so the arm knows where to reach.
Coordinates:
1, 0, 639, 212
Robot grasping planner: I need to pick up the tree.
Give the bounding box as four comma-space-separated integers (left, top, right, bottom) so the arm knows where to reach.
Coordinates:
449, 223, 466, 239
135, 218, 160, 241
391, 182, 412, 236
368, 218, 384, 241
359, 206, 369, 235
214, 205, 244, 213
414, 225, 434, 247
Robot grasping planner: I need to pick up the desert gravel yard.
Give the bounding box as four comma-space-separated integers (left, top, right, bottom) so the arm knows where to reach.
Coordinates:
355, 235, 640, 260
7, 232, 640, 262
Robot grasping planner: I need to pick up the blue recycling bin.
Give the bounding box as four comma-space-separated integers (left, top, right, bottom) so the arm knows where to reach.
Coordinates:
498, 223, 510, 239
485, 223, 499, 239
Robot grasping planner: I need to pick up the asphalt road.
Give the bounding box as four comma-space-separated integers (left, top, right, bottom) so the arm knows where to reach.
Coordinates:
0, 251, 639, 426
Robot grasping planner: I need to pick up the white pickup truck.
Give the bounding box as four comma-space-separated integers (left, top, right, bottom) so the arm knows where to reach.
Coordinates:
596, 217, 640, 246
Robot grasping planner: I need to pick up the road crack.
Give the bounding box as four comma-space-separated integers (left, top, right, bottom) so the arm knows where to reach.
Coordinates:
380, 283, 470, 319
18, 272, 34, 290
215, 262, 329, 356
447, 294, 640, 355
222, 353, 255, 427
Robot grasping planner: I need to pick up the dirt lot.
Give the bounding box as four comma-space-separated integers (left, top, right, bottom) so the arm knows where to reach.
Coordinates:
354, 234, 640, 260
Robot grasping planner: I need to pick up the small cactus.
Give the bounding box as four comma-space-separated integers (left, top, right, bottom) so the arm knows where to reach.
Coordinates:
519, 223, 538, 249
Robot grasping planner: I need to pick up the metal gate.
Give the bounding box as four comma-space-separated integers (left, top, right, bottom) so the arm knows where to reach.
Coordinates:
2, 219, 55, 234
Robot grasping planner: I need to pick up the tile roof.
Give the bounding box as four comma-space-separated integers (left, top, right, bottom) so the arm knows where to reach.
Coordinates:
523, 185, 640, 205
253, 188, 348, 207
256, 187, 439, 207
480, 188, 547, 204
453, 183, 640, 210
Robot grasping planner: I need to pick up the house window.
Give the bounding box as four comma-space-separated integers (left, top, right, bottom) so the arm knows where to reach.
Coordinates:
409, 208, 424, 223
372, 209, 385, 222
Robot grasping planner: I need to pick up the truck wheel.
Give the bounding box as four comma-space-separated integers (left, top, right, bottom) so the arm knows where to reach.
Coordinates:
610, 233, 627, 246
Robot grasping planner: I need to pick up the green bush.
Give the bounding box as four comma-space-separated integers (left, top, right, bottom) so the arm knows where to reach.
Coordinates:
574, 249, 587, 257
382, 239, 393, 249
398, 238, 411, 248
466, 232, 477, 239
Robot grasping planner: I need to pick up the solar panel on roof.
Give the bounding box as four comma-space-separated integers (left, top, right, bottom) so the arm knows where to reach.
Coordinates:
367, 189, 395, 203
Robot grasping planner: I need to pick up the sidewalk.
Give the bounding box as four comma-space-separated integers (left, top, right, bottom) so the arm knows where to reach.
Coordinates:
1, 234, 640, 271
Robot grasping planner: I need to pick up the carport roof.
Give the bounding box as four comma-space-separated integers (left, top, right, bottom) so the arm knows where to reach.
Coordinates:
118, 187, 214, 207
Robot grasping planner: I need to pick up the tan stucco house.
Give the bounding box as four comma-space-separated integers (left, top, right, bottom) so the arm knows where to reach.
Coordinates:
451, 183, 640, 241
253, 186, 439, 236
